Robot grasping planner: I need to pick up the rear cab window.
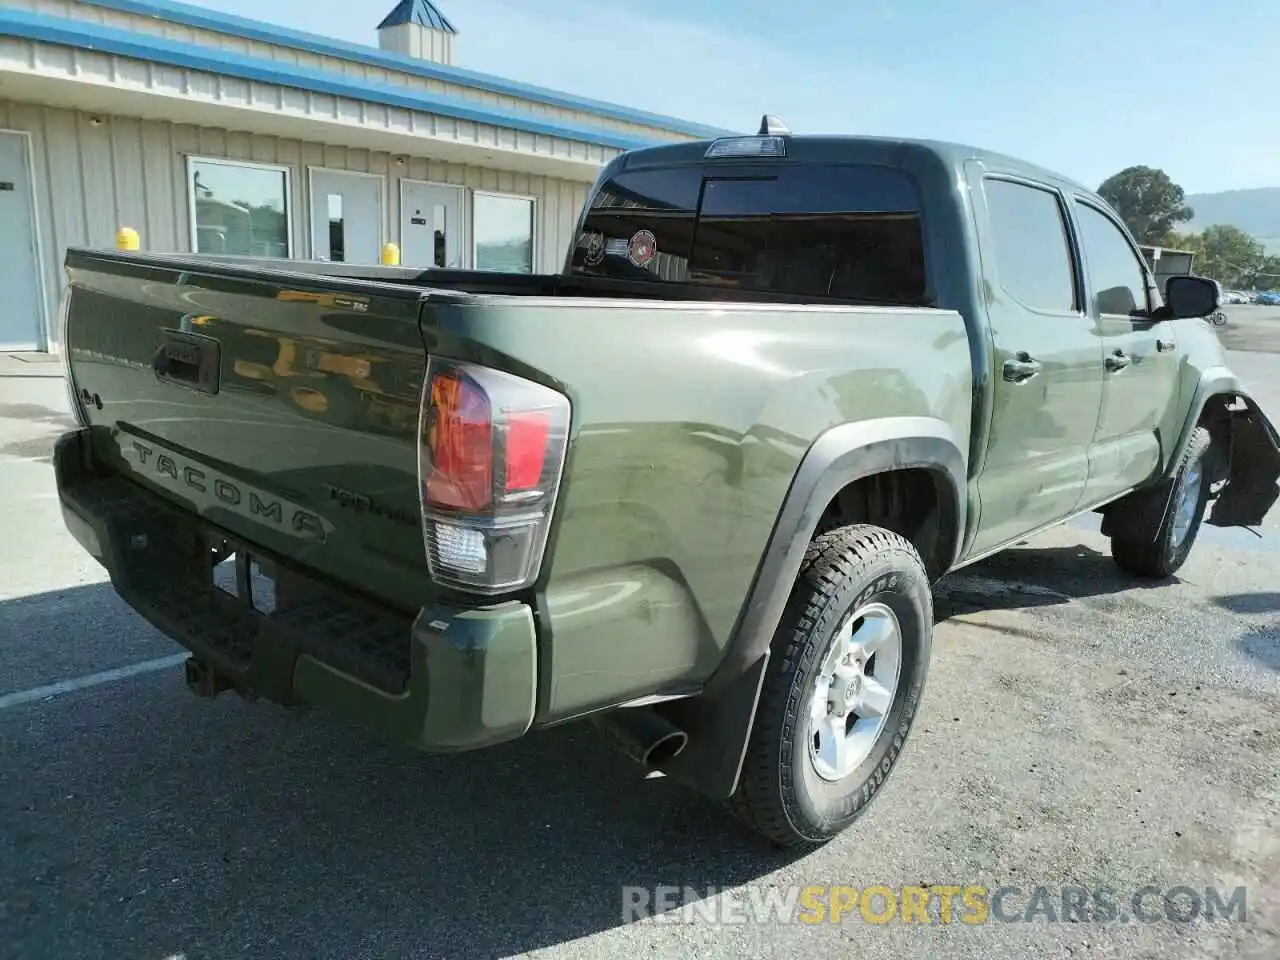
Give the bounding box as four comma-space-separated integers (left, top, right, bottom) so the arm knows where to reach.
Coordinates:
569, 162, 930, 305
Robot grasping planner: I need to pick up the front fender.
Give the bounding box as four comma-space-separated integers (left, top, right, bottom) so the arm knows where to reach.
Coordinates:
1147, 369, 1280, 531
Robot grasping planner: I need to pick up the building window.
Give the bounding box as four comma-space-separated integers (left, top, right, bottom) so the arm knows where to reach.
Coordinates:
473, 192, 535, 273
187, 157, 292, 258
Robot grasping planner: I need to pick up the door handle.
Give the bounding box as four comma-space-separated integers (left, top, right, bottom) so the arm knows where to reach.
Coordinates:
1002, 352, 1042, 383
1105, 350, 1131, 372
1156, 338, 1175, 352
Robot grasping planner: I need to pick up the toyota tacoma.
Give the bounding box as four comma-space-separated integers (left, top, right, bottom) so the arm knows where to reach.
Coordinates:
53, 123, 1280, 847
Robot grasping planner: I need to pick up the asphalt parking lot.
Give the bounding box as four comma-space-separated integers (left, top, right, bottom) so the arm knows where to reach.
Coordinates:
2, 312, 1278, 960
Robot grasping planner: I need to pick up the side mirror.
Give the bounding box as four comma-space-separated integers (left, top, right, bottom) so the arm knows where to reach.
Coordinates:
1164, 275, 1220, 318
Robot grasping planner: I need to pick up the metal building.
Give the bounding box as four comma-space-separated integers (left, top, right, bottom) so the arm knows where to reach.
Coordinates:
1139, 244, 1197, 296
0, 0, 731, 352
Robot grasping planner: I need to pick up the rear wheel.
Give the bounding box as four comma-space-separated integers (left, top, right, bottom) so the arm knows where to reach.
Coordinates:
1110, 426, 1214, 579
730, 524, 933, 848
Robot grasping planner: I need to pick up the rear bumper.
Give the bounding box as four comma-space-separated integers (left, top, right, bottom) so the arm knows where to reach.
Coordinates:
52, 428, 537, 753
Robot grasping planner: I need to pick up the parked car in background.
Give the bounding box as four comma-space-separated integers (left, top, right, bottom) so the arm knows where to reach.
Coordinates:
1258, 291, 1280, 305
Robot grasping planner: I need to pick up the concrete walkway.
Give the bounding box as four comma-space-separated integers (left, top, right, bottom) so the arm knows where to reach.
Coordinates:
0, 352, 64, 379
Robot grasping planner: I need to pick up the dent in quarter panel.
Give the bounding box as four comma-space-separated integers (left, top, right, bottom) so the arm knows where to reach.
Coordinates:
436, 299, 972, 720
543, 564, 703, 713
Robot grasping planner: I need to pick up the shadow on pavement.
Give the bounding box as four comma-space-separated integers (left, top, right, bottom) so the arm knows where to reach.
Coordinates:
1, 582, 798, 960
933, 540, 1167, 621
0, 400, 76, 462
1211, 591, 1280, 615
1211, 592, 1280, 672
5, 535, 1275, 957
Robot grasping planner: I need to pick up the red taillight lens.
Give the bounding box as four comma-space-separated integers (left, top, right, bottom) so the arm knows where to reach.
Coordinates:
417, 357, 571, 595
424, 369, 493, 511
504, 412, 551, 492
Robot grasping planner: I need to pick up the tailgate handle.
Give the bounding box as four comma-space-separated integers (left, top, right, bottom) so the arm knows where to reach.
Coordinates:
154, 329, 221, 395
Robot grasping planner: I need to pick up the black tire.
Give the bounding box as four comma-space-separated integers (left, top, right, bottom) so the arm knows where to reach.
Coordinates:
729, 524, 933, 849
1110, 426, 1213, 579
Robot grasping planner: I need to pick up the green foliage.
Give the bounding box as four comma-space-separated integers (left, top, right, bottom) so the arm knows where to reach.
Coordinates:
1099, 165, 1280, 289
1167, 225, 1280, 289
1097, 166, 1194, 245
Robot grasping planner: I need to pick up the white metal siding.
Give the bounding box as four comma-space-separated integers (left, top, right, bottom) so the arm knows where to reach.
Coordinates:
0, 99, 592, 349
0, 35, 625, 172
13, 0, 699, 144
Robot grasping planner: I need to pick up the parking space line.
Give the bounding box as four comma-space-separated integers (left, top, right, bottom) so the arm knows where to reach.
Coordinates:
0, 653, 189, 710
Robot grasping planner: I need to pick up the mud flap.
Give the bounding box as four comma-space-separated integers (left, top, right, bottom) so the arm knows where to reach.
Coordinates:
1207, 398, 1280, 528
649, 651, 770, 800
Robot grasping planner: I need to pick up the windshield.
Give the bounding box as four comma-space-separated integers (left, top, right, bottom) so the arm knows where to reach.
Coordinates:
568, 163, 929, 305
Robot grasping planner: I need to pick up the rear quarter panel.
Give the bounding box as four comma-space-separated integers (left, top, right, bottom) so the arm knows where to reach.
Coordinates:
435, 297, 973, 719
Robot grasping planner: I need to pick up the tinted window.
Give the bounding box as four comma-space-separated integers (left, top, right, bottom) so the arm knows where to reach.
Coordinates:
984, 179, 1077, 312
570, 164, 928, 304
569, 169, 699, 282
1074, 201, 1151, 317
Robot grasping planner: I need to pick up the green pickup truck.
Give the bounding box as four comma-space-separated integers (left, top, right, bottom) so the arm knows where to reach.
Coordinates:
53, 126, 1280, 848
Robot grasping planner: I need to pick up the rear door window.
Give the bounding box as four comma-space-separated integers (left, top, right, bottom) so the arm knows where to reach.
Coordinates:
984, 178, 1079, 313
570, 164, 929, 305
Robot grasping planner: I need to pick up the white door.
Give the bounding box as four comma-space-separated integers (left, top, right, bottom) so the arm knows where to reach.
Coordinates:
309, 169, 382, 264
0, 132, 44, 351
401, 181, 465, 269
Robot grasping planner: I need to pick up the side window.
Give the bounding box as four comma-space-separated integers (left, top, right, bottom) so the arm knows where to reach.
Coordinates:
570, 169, 700, 280
1073, 201, 1151, 317
984, 178, 1077, 313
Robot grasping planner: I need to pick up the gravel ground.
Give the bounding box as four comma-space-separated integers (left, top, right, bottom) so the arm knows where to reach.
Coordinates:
1217, 304, 1280, 354
1, 330, 1278, 960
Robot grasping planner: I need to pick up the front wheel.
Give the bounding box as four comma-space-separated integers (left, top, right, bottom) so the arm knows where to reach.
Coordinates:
1110, 426, 1214, 579
729, 524, 933, 848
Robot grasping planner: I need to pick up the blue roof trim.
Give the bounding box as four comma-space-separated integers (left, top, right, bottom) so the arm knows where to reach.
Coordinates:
378, 0, 456, 33
0, 8, 665, 152
68, 0, 738, 139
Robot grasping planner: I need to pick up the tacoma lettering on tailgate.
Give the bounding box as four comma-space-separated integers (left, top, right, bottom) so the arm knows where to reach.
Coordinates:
128, 440, 330, 543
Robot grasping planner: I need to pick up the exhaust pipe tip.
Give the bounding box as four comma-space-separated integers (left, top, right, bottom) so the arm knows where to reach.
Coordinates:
643, 729, 689, 767
183, 656, 233, 699
593, 707, 689, 769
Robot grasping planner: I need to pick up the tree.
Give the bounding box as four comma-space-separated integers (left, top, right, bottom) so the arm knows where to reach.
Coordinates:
1097, 166, 1194, 246
1168, 225, 1277, 289
1195, 225, 1265, 288
1254, 254, 1280, 290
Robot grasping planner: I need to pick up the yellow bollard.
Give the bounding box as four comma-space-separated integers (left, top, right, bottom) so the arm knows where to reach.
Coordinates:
116, 226, 140, 251
381, 242, 401, 266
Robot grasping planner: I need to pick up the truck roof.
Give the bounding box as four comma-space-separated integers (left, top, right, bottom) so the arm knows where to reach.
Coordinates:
612, 133, 1101, 204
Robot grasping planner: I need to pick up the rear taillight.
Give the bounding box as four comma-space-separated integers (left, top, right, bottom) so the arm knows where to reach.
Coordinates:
417, 356, 571, 594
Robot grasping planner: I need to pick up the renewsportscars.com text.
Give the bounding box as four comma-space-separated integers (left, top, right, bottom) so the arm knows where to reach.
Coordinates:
621, 883, 1248, 926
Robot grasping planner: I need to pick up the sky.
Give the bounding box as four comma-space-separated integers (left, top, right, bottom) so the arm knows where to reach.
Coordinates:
188, 0, 1277, 195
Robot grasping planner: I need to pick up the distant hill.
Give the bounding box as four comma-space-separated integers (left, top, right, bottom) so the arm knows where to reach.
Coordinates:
1185, 187, 1280, 254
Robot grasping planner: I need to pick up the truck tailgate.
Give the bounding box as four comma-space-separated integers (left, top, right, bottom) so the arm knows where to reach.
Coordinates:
61, 250, 432, 614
